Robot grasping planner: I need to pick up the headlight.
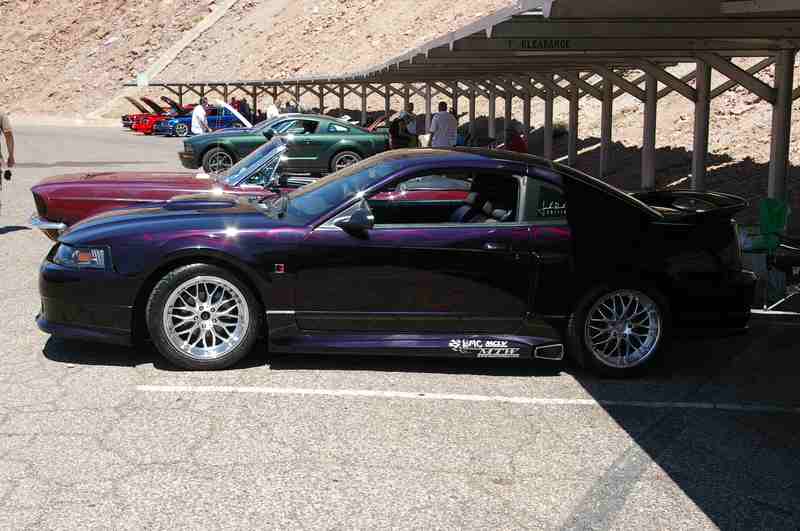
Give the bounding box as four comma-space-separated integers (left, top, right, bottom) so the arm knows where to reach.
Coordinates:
183, 141, 193, 153
53, 244, 108, 269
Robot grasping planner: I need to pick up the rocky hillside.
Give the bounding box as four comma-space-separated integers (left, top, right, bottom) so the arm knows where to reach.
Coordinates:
0, 0, 213, 116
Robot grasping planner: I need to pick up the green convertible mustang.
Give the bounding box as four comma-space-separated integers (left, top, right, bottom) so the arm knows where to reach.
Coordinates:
179, 113, 390, 174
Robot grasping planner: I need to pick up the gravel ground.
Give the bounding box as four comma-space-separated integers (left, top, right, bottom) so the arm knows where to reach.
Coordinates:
1, 125, 799, 530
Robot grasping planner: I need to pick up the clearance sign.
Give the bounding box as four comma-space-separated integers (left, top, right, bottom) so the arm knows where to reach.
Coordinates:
507, 39, 571, 50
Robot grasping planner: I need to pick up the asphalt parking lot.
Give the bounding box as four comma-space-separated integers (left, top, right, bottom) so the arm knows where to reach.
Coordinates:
1, 125, 799, 530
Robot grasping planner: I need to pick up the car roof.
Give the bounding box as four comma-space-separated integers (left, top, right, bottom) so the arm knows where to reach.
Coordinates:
270, 113, 369, 131
366, 147, 553, 169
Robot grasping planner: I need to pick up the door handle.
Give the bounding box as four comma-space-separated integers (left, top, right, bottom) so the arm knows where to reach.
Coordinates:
483, 242, 509, 251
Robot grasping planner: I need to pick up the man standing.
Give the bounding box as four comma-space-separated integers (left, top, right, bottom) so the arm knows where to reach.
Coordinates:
0, 111, 13, 215
191, 98, 210, 136
403, 103, 419, 148
428, 101, 458, 148
267, 99, 281, 119
0, 111, 14, 170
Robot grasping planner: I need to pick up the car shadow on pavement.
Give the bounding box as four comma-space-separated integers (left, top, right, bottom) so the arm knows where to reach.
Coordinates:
42, 337, 269, 371
563, 319, 800, 529
0, 225, 30, 236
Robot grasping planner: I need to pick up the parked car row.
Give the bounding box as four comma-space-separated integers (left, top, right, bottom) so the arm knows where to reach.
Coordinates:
121, 96, 244, 137
30, 138, 757, 376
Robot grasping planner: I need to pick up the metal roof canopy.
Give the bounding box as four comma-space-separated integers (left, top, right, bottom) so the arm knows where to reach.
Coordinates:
128, 0, 800, 197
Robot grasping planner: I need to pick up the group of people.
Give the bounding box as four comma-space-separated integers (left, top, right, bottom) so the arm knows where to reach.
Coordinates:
388, 101, 528, 153
389, 102, 459, 149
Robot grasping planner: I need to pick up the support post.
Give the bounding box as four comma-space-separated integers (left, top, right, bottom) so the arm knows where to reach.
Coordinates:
318, 85, 325, 114
339, 85, 345, 115
361, 85, 368, 126
504, 90, 513, 144
384, 84, 391, 119
451, 83, 459, 118
403, 85, 410, 110
488, 88, 497, 141
469, 88, 476, 146
178, 86, 184, 107
599, 78, 613, 178
251, 86, 258, 119
768, 49, 796, 201
425, 84, 432, 134
544, 80, 554, 160
692, 61, 712, 192
568, 86, 578, 166
523, 90, 532, 153
642, 74, 658, 190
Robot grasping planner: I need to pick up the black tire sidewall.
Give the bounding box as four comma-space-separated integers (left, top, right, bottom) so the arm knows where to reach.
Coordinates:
566, 284, 671, 378
146, 264, 261, 370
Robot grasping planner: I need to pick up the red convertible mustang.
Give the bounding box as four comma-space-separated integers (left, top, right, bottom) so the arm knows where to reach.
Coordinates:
30, 139, 291, 240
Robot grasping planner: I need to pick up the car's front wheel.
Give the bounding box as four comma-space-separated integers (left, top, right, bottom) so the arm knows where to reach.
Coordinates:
146, 264, 261, 370
174, 123, 190, 137
566, 285, 670, 377
202, 147, 235, 173
330, 151, 362, 173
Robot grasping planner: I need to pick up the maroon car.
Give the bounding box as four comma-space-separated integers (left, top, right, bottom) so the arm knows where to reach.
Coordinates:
30, 140, 292, 240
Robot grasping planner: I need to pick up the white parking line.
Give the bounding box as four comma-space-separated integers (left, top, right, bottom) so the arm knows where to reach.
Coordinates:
136, 385, 800, 414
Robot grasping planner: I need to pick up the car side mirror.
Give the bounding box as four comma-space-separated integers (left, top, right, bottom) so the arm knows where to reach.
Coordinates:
334, 201, 374, 235
263, 128, 275, 140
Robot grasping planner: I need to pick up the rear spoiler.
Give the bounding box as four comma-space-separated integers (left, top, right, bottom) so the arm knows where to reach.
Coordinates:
630, 190, 748, 220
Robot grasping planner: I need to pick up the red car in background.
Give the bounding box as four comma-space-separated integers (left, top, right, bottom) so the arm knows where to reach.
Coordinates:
121, 97, 161, 129
132, 96, 194, 135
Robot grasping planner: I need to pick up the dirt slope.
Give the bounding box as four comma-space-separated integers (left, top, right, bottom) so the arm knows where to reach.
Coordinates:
0, 0, 209, 116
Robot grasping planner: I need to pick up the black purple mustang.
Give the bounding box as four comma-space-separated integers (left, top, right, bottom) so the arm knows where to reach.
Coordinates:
37, 149, 756, 376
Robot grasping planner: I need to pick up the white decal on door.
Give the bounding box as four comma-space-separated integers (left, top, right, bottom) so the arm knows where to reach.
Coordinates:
448, 339, 521, 358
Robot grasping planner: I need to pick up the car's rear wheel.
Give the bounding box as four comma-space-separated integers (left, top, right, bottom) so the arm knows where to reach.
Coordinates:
174, 123, 189, 137
146, 264, 261, 370
202, 147, 235, 173
330, 151, 362, 173
566, 285, 670, 377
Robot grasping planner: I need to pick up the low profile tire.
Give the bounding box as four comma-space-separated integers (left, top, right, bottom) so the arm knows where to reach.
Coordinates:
330, 150, 362, 173
202, 147, 235, 173
146, 264, 261, 370
565, 285, 670, 378
174, 123, 190, 137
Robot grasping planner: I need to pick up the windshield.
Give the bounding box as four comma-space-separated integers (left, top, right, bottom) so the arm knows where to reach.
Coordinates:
216, 137, 287, 186
276, 156, 406, 225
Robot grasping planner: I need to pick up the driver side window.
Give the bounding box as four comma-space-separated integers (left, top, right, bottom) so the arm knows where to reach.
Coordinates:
367, 169, 520, 226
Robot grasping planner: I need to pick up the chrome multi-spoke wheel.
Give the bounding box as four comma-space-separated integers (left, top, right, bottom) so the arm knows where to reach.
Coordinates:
162, 276, 250, 361
331, 151, 361, 172
174, 123, 189, 137
202, 147, 235, 173
584, 289, 662, 369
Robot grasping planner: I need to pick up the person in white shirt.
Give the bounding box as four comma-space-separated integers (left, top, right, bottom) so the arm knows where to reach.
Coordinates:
428, 101, 458, 148
266, 99, 281, 119
191, 97, 210, 135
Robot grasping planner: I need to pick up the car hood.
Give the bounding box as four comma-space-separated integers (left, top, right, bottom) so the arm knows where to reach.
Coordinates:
59, 193, 287, 245
33, 171, 216, 190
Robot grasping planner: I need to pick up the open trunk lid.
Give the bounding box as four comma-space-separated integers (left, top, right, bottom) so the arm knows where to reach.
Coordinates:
124, 96, 149, 114
630, 190, 748, 221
